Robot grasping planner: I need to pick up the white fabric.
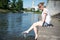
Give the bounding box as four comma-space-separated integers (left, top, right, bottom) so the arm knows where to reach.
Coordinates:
41, 8, 51, 24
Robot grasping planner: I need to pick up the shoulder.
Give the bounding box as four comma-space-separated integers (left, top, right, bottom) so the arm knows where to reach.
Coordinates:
44, 8, 48, 11
43, 8, 48, 13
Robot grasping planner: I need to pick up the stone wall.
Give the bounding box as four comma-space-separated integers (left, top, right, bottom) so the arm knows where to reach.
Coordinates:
46, 0, 60, 16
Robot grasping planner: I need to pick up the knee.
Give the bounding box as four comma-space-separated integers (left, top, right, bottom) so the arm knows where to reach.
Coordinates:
33, 22, 37, 26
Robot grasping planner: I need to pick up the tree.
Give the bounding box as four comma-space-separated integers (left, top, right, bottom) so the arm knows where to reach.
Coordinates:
11, 0, 23, 11
16, 0, 23, 11
0, 0, 10, 9
11, 0, 16, 10
12, 0, 16, 7
0, 0, 2, 8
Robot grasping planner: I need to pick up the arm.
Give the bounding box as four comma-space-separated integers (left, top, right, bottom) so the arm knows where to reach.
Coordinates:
42, 13, 47, 23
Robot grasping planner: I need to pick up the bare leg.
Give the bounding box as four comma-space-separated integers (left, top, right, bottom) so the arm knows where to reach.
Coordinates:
23, 23, 38, 39
33, 23, 38, 39
23, 21, 43, 39
27, 24, 34, 32
22, 24, 34, 33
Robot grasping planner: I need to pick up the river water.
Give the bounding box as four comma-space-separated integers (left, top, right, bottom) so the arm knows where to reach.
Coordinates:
0, 12, 40, 40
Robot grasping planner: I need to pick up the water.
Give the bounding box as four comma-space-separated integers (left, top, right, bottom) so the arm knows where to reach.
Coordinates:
0, 12, 40, 40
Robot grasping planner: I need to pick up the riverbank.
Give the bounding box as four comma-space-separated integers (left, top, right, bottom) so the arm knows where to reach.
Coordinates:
0, 9, 10, 13
0, 9, 42, 14
0, 9, 23, 13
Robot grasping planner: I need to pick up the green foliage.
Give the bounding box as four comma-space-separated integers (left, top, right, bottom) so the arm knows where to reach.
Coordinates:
0, 0, 23, 12
10, 0, 23, 12
16, 0, 23, 11
0, 0, 9, 9
0, 1, 2, 7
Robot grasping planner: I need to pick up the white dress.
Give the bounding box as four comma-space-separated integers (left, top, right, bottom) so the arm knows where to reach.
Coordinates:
41, 8, 51, 24
33, 8, 51, 26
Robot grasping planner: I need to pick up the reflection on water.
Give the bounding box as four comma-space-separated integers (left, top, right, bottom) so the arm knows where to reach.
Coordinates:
0, 12, 40, 40
0, 14, 8, 40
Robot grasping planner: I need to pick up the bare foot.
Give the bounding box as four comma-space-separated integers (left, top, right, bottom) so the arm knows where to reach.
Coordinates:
22, 31, 29, 34
35, 35, 38, 40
